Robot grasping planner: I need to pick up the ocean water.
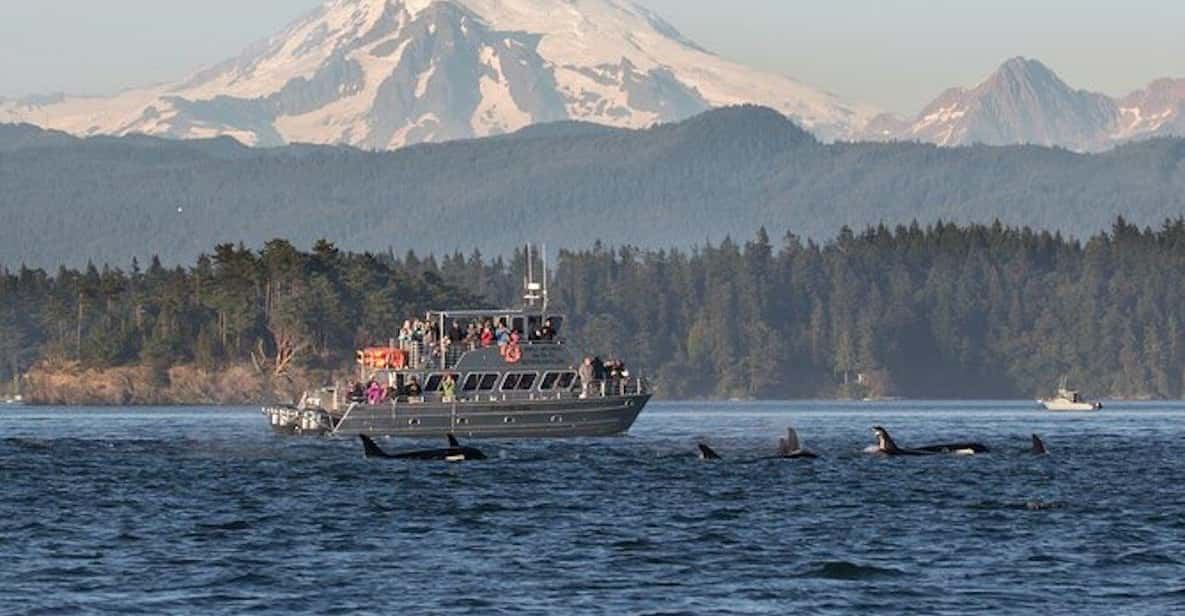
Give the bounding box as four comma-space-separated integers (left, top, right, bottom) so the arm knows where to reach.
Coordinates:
2, 401, 1183, 615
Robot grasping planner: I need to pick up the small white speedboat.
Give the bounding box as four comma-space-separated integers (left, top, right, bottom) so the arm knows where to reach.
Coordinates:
1038, 378, 1101, 411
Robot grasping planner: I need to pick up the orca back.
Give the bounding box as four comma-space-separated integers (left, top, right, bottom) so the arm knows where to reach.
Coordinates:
1031, 434, 1048, 455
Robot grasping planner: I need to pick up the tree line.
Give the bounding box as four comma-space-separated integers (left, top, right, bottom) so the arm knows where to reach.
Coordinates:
3, 219, 1185, 400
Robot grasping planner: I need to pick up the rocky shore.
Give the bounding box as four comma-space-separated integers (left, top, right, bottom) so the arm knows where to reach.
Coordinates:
22, 362, 334, 406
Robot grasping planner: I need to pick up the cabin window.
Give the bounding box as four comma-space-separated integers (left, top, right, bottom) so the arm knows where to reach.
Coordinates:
462, 374, 481, 392
540, 372, 561, 390
501, 374, 521, 391
479, 374, 499, 391
424, 374, 443, 392
517, 373, 537, 390
557, 372, 576, 389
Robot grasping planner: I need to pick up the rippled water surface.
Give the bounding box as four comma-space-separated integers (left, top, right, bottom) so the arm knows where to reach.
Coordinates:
3, 401, 1184, 614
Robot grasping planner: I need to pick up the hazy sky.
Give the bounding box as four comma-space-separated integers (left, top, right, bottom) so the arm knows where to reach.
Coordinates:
2, 0, 1182, 113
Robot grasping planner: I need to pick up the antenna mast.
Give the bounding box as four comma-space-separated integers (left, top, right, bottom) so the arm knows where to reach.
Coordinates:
541, 244, 549, 313
523, 243, 542, 308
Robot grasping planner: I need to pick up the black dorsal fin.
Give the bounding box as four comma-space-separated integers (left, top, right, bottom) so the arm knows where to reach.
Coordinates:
697, 443, 722, 460
359, 434, 389, 458
447, 434, 461, 448
873, 426, 899, 452
1031, 434, 1048, 455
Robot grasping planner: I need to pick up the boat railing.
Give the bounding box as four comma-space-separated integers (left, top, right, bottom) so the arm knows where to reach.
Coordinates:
394, 339, 565, 371
341, 376, 648, 410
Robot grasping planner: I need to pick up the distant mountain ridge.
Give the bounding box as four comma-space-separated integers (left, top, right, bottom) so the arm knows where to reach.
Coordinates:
3, 106, 1185, 268
862, 57, 1185, 151
0, 0, 871, 148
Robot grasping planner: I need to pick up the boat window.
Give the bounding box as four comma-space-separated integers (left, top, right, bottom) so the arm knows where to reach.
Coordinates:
424, 374, 443, 392
462, 374, 481, 392
517, 373, 537, 390
512, 317, 526, 335
479, 374, 499, 391
557, 372, 576, 389
501, 374, 521, 391
540, 372, 561, 390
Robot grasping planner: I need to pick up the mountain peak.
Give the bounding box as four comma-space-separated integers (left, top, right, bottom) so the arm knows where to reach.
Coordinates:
1, 0, 872, 149
995, 57, 1053, 80
862, 56, 1135, 150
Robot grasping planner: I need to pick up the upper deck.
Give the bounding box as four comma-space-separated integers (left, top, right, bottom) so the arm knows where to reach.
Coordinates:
357, 305, 568, 374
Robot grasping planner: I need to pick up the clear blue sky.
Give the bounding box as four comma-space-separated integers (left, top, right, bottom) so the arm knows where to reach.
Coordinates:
1, 0, 1182, 113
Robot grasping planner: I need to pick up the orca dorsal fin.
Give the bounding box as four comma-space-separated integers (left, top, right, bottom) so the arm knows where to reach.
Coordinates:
873, 426, 899, 452
697, 443, 722, 460
1031, 434, 1048, 455
359, 434, 389, 458
447, 434, 461, 448
785, 427, 802, 453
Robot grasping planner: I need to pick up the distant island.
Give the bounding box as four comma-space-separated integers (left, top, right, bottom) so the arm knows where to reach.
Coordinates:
3, 220, 1183, 405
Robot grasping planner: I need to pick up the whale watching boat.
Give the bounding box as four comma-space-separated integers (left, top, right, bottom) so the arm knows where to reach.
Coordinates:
1038, 377, 1102, 411
262, 256, 651, 437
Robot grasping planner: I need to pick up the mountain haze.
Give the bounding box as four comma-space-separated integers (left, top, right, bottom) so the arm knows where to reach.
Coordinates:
864, 58, 1185, 151
3, 106, 1185, 268
0, 0, 871, 148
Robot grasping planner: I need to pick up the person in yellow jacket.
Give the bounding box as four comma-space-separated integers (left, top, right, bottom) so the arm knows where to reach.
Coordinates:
441, 374, 457, 402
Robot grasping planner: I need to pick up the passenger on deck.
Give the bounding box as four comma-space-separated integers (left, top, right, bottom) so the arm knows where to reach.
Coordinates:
441, 374, 457, 402
448, 322, 464, 344
385, 385, 398, 401
348, 381, 366, 403
406, 376, 423, 397
592, 356, 606, 381
480, 323, 495, 347
465, 323, 479, 349
496, 320, 511, 347
578, 357, 595, 398
538, 318, 557, 341
366, 380, 385, 405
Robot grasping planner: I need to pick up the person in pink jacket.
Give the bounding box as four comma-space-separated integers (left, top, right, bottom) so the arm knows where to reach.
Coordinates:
366, 380, 385, 405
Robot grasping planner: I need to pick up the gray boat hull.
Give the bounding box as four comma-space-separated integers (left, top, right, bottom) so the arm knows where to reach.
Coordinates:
265, 393, 650, 438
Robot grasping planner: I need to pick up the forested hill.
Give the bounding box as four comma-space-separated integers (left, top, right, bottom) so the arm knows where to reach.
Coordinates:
3, 105, 1185, 267
3, 221, 1185, 402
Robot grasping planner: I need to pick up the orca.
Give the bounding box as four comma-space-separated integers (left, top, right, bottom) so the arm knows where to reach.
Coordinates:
777, 427, 818, 459
1030, 434, 1048, 455
871, 426, 988, 456
697, 443, 722, 460
359, 434, 487, 462
697, 427, 819, 461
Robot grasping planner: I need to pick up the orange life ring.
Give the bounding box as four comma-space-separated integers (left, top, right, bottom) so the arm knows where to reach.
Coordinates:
504, 344, 522, 364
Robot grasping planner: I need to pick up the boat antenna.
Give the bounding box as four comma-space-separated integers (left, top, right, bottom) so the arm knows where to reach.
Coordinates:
523, 243, 542, 307
542, 243, 549, 314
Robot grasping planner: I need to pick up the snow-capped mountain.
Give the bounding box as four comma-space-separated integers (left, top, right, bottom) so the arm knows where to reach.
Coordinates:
0, 0, 873, 148
861, 57, 1185, 151
1115, 78, 1185, 141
